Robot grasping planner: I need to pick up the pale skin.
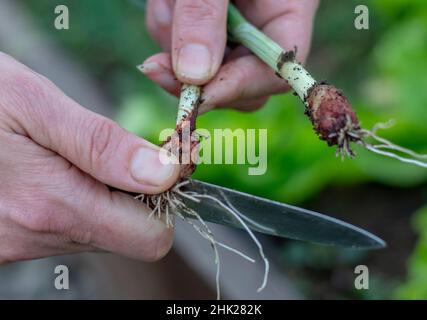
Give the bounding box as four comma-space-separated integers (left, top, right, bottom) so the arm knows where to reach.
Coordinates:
0, 1, 318, 264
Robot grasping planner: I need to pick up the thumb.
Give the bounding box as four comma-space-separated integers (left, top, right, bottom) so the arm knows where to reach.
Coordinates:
12, 72, 180, 194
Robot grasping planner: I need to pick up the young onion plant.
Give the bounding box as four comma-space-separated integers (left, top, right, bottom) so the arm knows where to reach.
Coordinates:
227, 4, 427, 164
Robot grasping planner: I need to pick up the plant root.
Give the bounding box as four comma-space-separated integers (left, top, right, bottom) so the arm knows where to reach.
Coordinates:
357, 121, 427, 168
304, 84, 427, 167
133, 80, 269, 299
135, 179, 269, 300
320, 118, 427, 168
190, 192, 270, 293
332, 115, 363, 159
135, 77, 267, 298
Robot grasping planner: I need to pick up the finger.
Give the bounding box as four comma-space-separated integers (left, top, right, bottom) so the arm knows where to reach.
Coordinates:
200, 54, 286, 110
146, 0, 174, 51
89, 190, 174, 261
230, 96, 269, 112
172, 0, 229, 84
201, 5, 317, 109
53, 103, 180, 195
0, 218, 94, 264
138, 53, 269, 113
1, 130, 172, 263
6, 178, 173, 263
25, 181, 175, 262
234, 0, 319, 29
0, 59, 180, 195
199, 96, 269, 114
138, 53, 181, 97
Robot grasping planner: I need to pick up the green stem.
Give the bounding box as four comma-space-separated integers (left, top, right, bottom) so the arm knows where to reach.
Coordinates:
227, 5, 282, 71
227, 3, 316, 103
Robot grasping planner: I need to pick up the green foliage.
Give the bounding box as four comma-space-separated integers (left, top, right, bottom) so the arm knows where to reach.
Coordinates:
395, 204, 427, 299
280, 242, 397, 300
281, 242, 367, 270
23, 0, 160, 101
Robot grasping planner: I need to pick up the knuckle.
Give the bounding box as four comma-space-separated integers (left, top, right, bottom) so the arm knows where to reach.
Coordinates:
178, 0, 223, 26
145, 1, 159, 37
64, 226, 93, 246
8, 194, 93, 245
0, 69, 53, 125
3, 70, 46, 103
10, 200, 62, 233
86, 117, 122, 171
0, 55, 58, 109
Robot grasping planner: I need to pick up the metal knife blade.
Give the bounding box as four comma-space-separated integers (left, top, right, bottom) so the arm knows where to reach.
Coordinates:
180, 180, 386, 249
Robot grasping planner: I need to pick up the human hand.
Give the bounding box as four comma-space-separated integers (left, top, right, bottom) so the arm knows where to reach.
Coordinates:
142, 0, 319, 112
0, 53, 180, 264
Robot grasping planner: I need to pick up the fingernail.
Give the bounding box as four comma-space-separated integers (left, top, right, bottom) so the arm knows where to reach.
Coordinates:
153, 0, 172, 27
176, 43, 212, 82
131, 146, 177, 187
138, 62, 179, 90
137, 62, 162, 74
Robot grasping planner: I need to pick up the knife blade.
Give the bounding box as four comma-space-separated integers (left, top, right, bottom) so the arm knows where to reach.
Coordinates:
180, 179, 386, 249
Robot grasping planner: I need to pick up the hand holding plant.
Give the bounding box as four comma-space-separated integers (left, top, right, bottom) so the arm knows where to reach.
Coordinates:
0, 53, 179, 264
142, 0, 319, 112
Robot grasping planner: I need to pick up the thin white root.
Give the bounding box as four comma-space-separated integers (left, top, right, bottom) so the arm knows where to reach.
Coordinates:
363, 144, 427, 169
373, 144, 427, 159
190, 192, 270, 293
233, 210, 276, 234
175, 209, 222, 299
333, 119, 427, 169
220, 193, 270, 293
215, 241, 256, 263
352, 120, 427, 169
360, 121, 427, 160
335, 115, 361, 160
134, 180, 263, 300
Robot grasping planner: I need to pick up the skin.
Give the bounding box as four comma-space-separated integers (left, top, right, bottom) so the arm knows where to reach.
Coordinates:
143, 0, 319, 113
0, 53, 181, 264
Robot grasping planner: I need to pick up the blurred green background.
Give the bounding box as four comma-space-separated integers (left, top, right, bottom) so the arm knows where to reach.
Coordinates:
21, 0, 427, 299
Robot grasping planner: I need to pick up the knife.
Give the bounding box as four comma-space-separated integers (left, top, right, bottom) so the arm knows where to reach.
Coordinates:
178, 179, 386, 249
